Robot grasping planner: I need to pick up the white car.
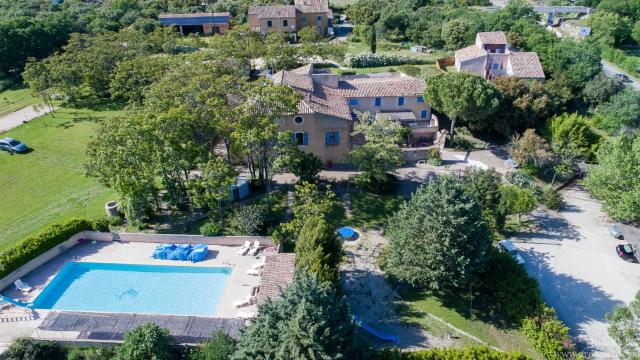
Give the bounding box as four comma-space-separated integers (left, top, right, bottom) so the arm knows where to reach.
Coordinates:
498, 239, 525, 265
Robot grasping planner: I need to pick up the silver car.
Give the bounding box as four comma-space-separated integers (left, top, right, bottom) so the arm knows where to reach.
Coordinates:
498, 239, 525, 265
0, 137, 28, 154
609, 224, 624, 239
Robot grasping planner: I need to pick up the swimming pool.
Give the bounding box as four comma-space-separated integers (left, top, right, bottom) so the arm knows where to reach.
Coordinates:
32, 262, 232, 316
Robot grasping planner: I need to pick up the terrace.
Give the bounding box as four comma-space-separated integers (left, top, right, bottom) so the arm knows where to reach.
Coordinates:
0, 236, 295, 346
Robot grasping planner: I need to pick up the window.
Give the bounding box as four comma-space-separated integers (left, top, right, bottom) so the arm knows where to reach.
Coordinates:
294, 116, 304, 125
492, 63, 499, 70
397, 97, 405, 106
349, 98, 359, 106
267, 20, 272, 27
283, 19, 288, 27
294, 132, 308, 145
420, 110, 428, 119
374, 97, 381, 106
317, 15, 322, 21
325, 131, 339, 145
301, 16, 307, 22
417, 96, 424, 103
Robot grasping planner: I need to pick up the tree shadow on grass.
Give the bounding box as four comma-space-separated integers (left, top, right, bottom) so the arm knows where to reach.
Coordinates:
55, 115, 102, 129
67, 95, 126, 112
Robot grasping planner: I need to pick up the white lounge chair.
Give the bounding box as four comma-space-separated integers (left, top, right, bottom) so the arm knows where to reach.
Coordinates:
14, 279, 32, 293
237, 311, 256, 319
246, 268, 261, 276
247, 240, 260, 256
236, 241, 251, 255
251, 257, 266, 270
233, 295, 254, 308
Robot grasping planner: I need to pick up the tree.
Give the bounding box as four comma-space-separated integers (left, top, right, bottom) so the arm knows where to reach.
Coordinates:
369, 25, 377, 53
461, 167, 502, 213
498, 185, 536, 221
509, 129, 553, 169
347, 114, 404, 187
582, 135, 640, 222
441, 19, 474, 50
549, 113, 601, 161
607, 290, 640, 360
385, 175, 492, 289
188, 156, 238, 221
595, 89, 640, 134
263, 32, 300, 72
116, 323, 174, 360
582, 73, 625, 106
424, 72, 500, 141
232, 273, 364, 359
288, 149, 323, 182
545, 39, 602, 90
110, 55, 177, 104
190, 330, 237, 360
228, 205, 269, 236
295, 216, 343, 285
588, 11, 632, 46
633, 21, 640, 44
5, 338, 65, 360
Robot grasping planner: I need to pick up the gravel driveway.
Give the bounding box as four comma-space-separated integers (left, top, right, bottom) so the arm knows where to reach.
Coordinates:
513, 184, 640, 359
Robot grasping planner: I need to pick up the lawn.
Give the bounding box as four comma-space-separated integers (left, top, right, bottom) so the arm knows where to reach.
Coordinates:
347, 190, 405, 228
398, 289, 541, 359
0, 106, 120, 250
0, 87, 41, 117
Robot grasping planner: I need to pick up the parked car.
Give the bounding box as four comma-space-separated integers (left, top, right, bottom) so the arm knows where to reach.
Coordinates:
498, 239, 525, 265
616, 244, 636, 262
609, 224, 624, 239
0, 137, 28, 154
615, 73, 632, 83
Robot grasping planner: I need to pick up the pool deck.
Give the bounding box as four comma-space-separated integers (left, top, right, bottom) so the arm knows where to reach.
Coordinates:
0, 240, 274, 348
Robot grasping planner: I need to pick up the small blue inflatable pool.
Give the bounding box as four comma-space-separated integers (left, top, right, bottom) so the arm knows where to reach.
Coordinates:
338, 226, 356, 239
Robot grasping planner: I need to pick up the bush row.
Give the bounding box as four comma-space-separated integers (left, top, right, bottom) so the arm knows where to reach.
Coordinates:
373, 345, 528, 359
344, 52, 422, 68
0, 218, 101, 278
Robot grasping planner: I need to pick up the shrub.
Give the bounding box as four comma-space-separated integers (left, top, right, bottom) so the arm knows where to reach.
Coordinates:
447, 137, 474, 151
0, 218, 93, 278
228, 205, 268, 236
541, 186, 563, 211
189, 330, 236, 360
344, 52, 421, 68
67, 346, 117, 360
373, 345, 528, 359
521, 306, 575, 360
398, 64, 421, 77
426, 148, 442, 166
117, 323, 174, 360
91, 217, 110, 232
109, 215, 121, 227
5, 338, 66, 360
505, 171, 530, 188
200, 220, 223, 236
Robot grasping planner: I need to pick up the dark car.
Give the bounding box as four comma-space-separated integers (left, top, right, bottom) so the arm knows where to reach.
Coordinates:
616, 244, 636, 262
0, 138, 28, 154
615, 73, 632, 83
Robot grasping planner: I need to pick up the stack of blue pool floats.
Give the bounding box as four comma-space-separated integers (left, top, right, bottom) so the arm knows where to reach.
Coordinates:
152, 243, 208, 262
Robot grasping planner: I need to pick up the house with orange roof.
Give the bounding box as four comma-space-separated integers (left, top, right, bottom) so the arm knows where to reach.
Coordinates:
248, 0, 333, 36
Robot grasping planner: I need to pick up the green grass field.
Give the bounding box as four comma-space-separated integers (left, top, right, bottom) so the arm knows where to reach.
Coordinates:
347, 190, 404, 228
0, 106, 119, 251
399, 290, 541, 358
0, 87, 41, 117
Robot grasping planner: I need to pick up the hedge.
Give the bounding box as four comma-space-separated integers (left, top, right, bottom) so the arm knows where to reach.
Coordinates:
0, 218, 95, 278
344, 52, 422, 68
373, 345, 529, 359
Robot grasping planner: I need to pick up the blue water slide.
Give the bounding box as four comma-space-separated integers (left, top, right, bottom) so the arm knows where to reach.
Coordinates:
354, 316, 399, 344
1, 295, 33, 309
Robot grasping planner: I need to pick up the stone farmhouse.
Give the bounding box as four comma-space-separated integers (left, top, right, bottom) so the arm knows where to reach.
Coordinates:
248, 0, 334, 36
158, 12, 231, 35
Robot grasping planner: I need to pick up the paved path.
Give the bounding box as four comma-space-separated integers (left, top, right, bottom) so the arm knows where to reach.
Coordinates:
602, 60, 640, 92
513, 185, 640, 359
0, 105, 53, 134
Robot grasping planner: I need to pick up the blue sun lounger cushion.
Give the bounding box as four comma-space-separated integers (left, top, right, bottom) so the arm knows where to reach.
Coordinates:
152, 244, 176, 259
189, 244, 208, 262
173, 244, 192, 261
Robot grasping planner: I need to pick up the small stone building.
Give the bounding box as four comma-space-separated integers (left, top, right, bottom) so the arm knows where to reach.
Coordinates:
159, 12, 231, 35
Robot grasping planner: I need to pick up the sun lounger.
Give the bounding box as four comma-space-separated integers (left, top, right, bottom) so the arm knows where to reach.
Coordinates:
233, 295, 254, 308
14, 279, 32, 293
237, 311, 256, 319
237, 241, 251, 255
246, 268, 261, 276
173, 244, 192, 261
189, 245, 208, 262
247, 240, 260, 256
251, 257, 266, 270
152, 244, 176, 259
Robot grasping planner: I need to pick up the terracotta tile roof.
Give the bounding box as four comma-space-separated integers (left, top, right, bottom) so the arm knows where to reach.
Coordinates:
257, 253, 296, 304
509, 52, 545, 79
159, 12, 230, 18
248, 5, 296, 18
477, 31, 508, 45
294, 0, 330, 13
338, 76, 425, 97
455, 44, 487, 62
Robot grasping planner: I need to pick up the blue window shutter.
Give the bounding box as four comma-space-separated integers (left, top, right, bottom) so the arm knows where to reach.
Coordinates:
303, 132, 308, 145
375, 97, 381, 106
421, 110, 427, 119
398, 97, 405, 105
325, 132, 330, 145
417, 96, 424, 103
291, 132, 296, 141
335, 131, 339, 144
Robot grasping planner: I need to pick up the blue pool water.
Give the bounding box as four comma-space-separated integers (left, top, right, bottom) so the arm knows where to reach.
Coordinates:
32, 262, 232, 316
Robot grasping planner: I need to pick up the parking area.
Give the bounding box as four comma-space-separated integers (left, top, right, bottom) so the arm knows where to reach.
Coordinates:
512, 184, 640, 359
